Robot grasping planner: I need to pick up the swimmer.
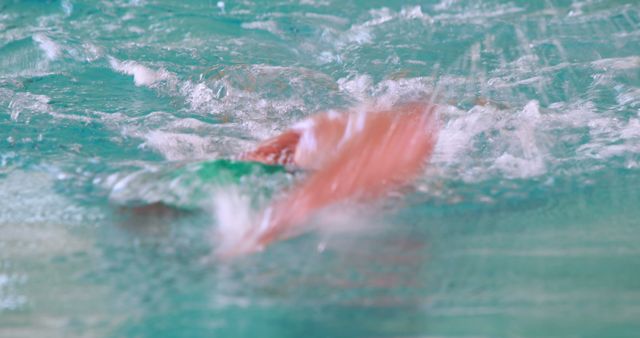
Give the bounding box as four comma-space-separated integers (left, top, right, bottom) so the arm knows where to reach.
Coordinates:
117, 101, 438, 255
233, 101, 438, 253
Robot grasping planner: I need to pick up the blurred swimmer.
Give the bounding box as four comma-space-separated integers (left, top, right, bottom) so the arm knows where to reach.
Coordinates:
234, 101, 438, 253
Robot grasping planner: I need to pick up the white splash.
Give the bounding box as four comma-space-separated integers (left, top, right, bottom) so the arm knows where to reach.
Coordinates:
434, 0, 460, 11
211, 187, 262, 257
1, 89, 52, 121
492, 100, 546, 178
122, 12, 135, 21
108, 57, 173, 87
32, 34, 61, 60
61, 0, 73, 16
140, 130, 215, 161
577, 115, 640, 161
294, 118, 319, 154
592, 56, 640, 71
432, 100, 549, 181
433, 104, 495, 165
337, 74, 373, 101
400, 5, 431, 22
241, 21, 282, 36
181, 81, 219, 112
82, 43, 103, 62
343, 26, 373, 45
166, 117, 214, 131
329, 5, 432, 50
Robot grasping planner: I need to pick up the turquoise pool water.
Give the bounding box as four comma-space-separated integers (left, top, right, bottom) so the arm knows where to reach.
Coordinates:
1, 0, 639, 337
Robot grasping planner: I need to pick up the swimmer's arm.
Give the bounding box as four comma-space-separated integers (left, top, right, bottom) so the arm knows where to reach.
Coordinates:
239, 130, 301, 166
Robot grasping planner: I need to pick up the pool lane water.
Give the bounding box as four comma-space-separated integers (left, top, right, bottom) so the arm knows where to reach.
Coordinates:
1, 0, 640, 337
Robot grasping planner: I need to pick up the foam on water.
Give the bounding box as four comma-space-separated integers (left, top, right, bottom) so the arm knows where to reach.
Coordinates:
140, 130, 217, 161
108, 57, 175, 87
0, 89, 51, 122
32, 34, 61, 61
299, 72, 554, 183
591, 56, 640, 71
1, 88, 96, 124
182, 82, 219, 112
92, 110, 238, 161
241, 21, 283, 36
326, 6, 432, 48
336, 75, 374, 102
578, 116, 640, 162
2, 46, 636, 185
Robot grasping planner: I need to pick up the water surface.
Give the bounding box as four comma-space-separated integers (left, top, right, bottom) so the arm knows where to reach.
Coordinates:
1, 0, 640, 337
